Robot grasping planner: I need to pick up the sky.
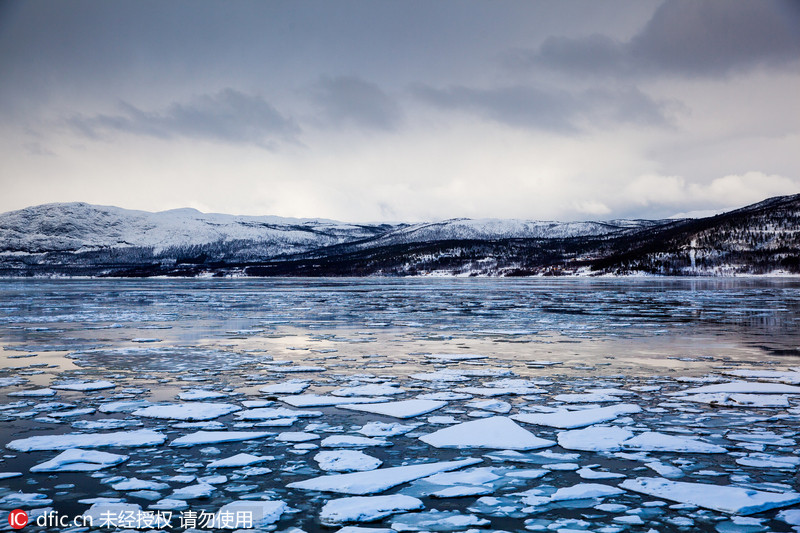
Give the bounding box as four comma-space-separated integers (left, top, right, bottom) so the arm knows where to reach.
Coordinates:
0, 0, 798, 222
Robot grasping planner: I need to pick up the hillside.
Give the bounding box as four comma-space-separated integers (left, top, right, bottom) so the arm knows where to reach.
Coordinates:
0, 194, 797, 277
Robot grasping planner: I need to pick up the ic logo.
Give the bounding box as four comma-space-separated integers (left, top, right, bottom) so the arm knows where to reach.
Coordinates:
8, 509, 28, 529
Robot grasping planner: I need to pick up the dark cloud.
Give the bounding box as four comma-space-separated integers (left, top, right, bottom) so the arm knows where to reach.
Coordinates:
67, 89, 299, 148
517, 0, 800, 77
412, 84, 670, 133
310, 75, 402, 131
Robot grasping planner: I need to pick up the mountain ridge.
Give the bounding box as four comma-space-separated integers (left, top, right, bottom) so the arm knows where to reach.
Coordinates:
1, 194, 798, 277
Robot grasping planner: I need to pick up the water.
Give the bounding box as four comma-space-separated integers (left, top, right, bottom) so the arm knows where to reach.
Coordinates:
1, 278, 799, 531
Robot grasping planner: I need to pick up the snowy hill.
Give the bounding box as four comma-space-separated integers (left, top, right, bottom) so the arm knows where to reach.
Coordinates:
0, 194, 797, 277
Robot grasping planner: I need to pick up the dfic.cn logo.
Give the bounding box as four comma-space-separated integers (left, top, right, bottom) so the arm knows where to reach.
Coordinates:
9, 509, 28, 529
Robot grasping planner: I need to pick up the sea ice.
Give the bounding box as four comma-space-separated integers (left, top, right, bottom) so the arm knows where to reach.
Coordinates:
390, 510, 489, 531
111, 478, 170, 491
623, 432, 726, 453
259, 380, 310, 394
674, 382, 800, 395
177, 389, 228, 401
7, 429, 167, 451
320, 436, 392, 448
30, 449, 128, 472
169, 431, 274, 447
341, 400, 447, 419
236, 407, 322, 420
621, 477, 800, 515
358, 421, 421, 437
332, 384, 405, 397
133, 402, 241, 421
282, 395, 389, 407
465, 399, 512, 413
207, 453, 271, 468
419, 416, 555, 450
8, 388, 56, 397
288, 458, 482, 495
682, 393, 790, 407
319, 495, 424, 525
171, 482, 216, 499
512, 404, 641, 429
314, 450, 383, 472
549, 483, 625, 501
557, 426, 634, 452
276, 431, 319, 442
211, 500, 289, 528
52, 380, 116, 391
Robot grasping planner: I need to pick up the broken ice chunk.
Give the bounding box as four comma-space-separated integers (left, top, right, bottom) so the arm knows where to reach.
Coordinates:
320, 495, 424, 525
282, 395, 389, 407
420, 417, 555, 450
288, 458, 482, 495
320, 436, 392, 448
623, 432, 726, 454
30, 449, 128, 472
621, 477, 800, 515
207, 453, 271, 468
52, 380, 116, 391
169, 431, 274, 447
314, 450, 383, 472
259, 380, 310, 394
549, 483, 625, 501
133, 402, 240, 421
358, 421, 421, 437
7, 429, 167, 451
340, 400, 447, 419
512, 404, 641, 429
211, 500, 289, 528
390, 510, 489, 531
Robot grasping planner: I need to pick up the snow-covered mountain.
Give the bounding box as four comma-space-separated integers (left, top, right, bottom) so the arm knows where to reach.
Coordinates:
0, 203, 392, 255
0, 194, 797, 277
0, 202, 662, 256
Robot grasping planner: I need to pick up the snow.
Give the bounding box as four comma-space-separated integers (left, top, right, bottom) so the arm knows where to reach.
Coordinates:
320, 495, 424, 526
7, 429, 167, 451
314, 450, 383, 472
419, 416, 556, 450
133, 402, 241, 420
621, 477, 800, 515
30, 449, 128, 472
287, 458, 482, 495
207, 453, 271, 468
512, 404, 641, 429
341, 399, 448, 418
169, 430, 274, 447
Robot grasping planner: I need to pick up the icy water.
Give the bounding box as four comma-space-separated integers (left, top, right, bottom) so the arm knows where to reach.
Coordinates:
1, 278, 799, 532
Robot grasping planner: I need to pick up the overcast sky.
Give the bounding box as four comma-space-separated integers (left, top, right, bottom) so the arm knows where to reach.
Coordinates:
1, 0, 798, 222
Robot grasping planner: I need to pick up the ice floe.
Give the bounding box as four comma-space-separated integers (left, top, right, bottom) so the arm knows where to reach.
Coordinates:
621, 477, 800, 515
206, 453, 271, 468
549, 483, 625, 501
320, 435, 392, 448
314, 450, 383, 472
390, 510, 489, 531
7, 429, 166, 451
169, 430, 274, 447
30, 449, 128, 472
341, 399, 447, 419
259, 380, 310, 394
52, 380, 116, 391
674, 381, 800, 395
320, 495, 423, 525
513, 404, 641, 429
288, 458, 482, 495
133, 402, 241, 420
177, 389, 228, 401
357, 421, 421, 437
282, 394, 389, 407
212, 500, 289, 528
420, 416, 555, 450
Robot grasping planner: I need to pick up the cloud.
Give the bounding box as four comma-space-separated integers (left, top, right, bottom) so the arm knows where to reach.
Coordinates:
516, 0, 800, 78
412, 84, 671, 133
310, 75, 402, 131
67, 89, 299, 148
